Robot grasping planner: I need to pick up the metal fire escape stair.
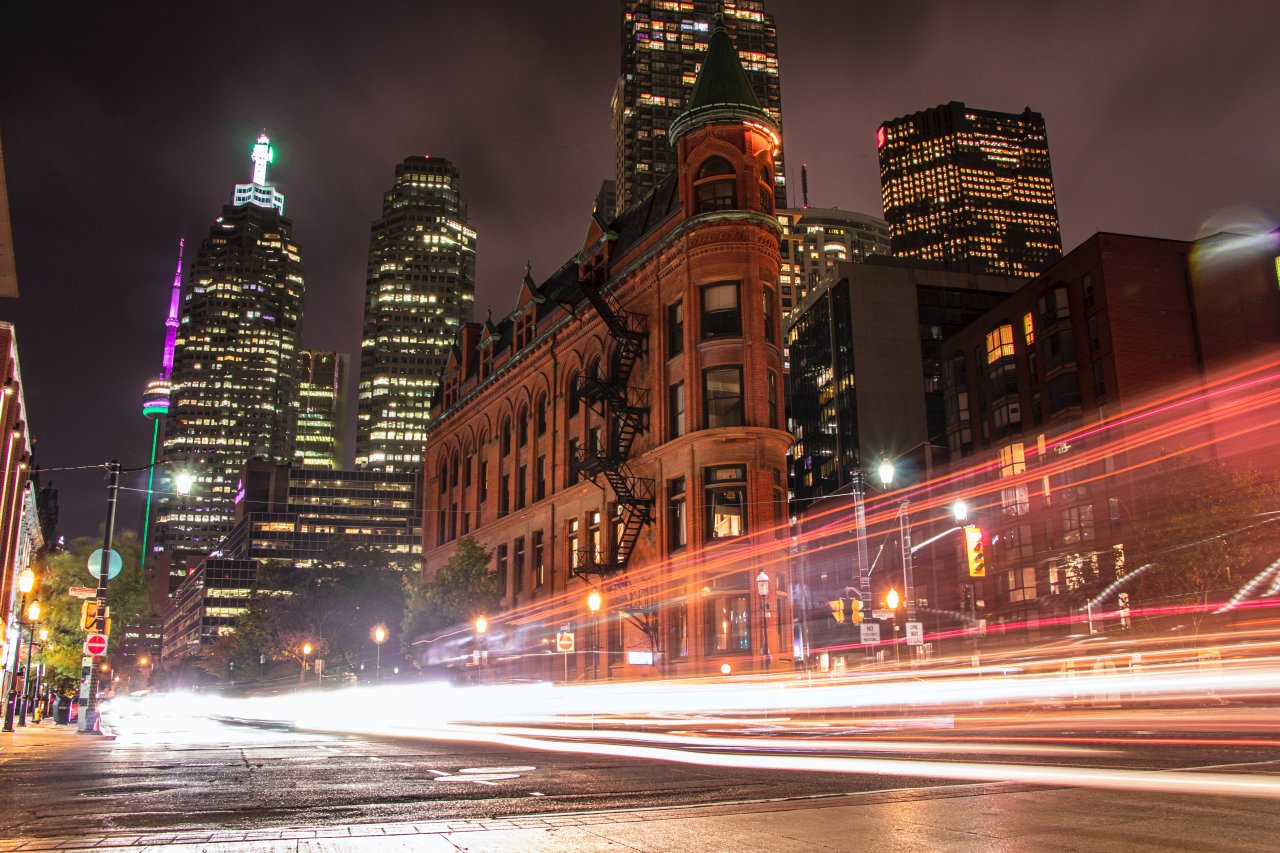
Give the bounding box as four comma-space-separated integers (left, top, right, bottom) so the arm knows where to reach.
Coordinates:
573, 259, 654, 576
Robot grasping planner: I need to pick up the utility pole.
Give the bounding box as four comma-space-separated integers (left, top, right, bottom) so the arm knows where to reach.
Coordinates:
79, 460, 120, 735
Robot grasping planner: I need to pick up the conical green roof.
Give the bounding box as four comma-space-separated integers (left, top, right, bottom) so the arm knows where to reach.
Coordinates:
669, 15, 778, 144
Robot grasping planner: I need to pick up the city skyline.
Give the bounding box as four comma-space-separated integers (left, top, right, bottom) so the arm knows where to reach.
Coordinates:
1, 1, 1278, 539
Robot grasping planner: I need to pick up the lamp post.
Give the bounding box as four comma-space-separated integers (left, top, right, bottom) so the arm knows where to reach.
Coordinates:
878, 460, 917, 624
3, 567, 36, 732
886, 588, 901, 667
756, 571, 771, 672
372, 625, 387, 685
586, 589, 602, 681
32, 627, 48, 722
474, 616, 488, 684
17, 600, 40, 726
299, 642, 313, 688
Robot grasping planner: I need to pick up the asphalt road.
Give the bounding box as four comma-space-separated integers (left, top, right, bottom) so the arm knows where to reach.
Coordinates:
3, 711, 1279, 850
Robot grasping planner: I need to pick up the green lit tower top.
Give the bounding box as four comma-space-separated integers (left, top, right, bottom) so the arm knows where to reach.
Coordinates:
151, 133, 305, 579
356, 155, 476, 472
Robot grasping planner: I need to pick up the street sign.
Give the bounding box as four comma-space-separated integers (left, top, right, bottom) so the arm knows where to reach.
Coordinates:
87, 548, 123, 580
83, 634, 108, 656
905, 621, 924, 646
872, 609, 892, 620
555, 631, 575, 653
69, 586, 97, 599
860, 623, 881, 645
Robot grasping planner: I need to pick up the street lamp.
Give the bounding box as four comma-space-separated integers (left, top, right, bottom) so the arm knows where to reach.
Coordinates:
3, 567, 37, 731
586, 589, 602, 680
951, 500, 969, 524
877, 460, 917, 625
756, 571, 771, 672
299, 642, 313, 688
16, 600, 41, 726
474, 616, 488, 684
372, 625, 387, 685
885, 588, 901, 667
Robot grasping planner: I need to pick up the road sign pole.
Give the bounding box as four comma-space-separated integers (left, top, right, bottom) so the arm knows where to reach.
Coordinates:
80, 460, 120, 735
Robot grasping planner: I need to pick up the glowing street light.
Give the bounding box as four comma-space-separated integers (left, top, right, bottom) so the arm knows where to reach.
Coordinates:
474, 616, 489, 684
372, 625, 387, 684
37, 627, 48, 642
887, 588, 900, 610
26, 600, 40, 623
952, 500, 969, 524
586, 590, 603, 680
877, 459, 895, 488
299, 642, 313, 688
17, 568, 35, 594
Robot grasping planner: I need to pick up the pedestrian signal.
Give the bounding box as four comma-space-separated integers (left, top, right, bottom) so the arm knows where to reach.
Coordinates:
829, 599, 845, 623
964, 525, 986, 577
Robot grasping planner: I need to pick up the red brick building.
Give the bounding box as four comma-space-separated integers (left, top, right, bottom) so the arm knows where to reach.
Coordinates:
422, 22, 793, 679
941, 231, 1280, 631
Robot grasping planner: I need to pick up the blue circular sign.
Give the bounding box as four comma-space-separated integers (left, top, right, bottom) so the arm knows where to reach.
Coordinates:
87, 548, 123, 580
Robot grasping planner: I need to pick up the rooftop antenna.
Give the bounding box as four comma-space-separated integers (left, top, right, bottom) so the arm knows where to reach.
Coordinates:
801, 164, 809, 209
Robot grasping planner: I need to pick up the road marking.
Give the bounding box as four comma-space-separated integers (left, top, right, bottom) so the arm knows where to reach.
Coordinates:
459, 765, 536, 773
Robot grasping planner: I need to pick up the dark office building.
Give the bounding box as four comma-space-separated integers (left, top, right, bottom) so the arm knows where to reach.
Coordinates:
225, 461, 421, 567
878, 102, 1062, 277
356, 156, 476, 472
787, 258, 1019, 506
614, 0, 786, 213
161, 558, 258, 662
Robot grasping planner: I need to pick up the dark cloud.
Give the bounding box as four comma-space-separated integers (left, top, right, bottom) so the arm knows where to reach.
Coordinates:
1, 0, 1277, 540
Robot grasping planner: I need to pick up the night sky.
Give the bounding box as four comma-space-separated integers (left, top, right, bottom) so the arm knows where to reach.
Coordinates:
1, 1, 1277, 542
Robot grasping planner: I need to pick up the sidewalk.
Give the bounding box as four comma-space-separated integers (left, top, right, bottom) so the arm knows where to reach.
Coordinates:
2, 777, 1276, 852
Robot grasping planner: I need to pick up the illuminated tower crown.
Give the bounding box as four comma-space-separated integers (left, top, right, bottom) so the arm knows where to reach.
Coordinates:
233, 132, 285, 213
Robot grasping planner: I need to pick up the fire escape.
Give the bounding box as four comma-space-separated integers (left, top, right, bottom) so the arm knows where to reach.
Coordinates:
573, 253, 659, 647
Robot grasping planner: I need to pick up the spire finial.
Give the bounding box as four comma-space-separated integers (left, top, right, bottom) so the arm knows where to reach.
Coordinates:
250, 133, 274, 186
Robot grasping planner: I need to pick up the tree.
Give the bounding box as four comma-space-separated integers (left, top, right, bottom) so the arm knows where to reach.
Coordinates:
403, 538, 500, 641
1130, 458, 1280, 607
31, 531, 145, 694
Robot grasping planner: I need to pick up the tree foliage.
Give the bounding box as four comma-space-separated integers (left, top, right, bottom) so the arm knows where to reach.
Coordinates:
1130, 458, 1280, 606
29, 531, 145, 694
402, 538, 500, 642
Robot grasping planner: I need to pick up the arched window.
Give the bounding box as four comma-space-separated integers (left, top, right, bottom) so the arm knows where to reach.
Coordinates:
536, 393, 548, 436
567, 371, 581, 418
517, 405, 529, 447
758, 164, 773, 213
501, 417, 512, 456
450, 451, 460, 488
694, 157, 736, 213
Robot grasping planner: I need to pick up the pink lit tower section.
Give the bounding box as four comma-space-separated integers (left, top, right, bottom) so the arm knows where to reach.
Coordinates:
139, 238, 185, 566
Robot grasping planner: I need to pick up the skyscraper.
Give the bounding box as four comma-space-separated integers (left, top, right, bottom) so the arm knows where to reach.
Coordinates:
152, 134, 305, 580
295, 350, 349, 470
613, 0, 785, 213
878, 102, 1062, 277
356, 155, 476, 473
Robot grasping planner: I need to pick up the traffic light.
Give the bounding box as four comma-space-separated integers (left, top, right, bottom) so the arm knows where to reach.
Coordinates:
964, 525, 986, 577
850, 598, 863, 624
81, 600, 99, 631
829, 599, 846, 623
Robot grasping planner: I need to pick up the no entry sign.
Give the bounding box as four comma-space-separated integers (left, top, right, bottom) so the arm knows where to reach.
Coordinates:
84, 634, 109, 656
555, 631, 575, 653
